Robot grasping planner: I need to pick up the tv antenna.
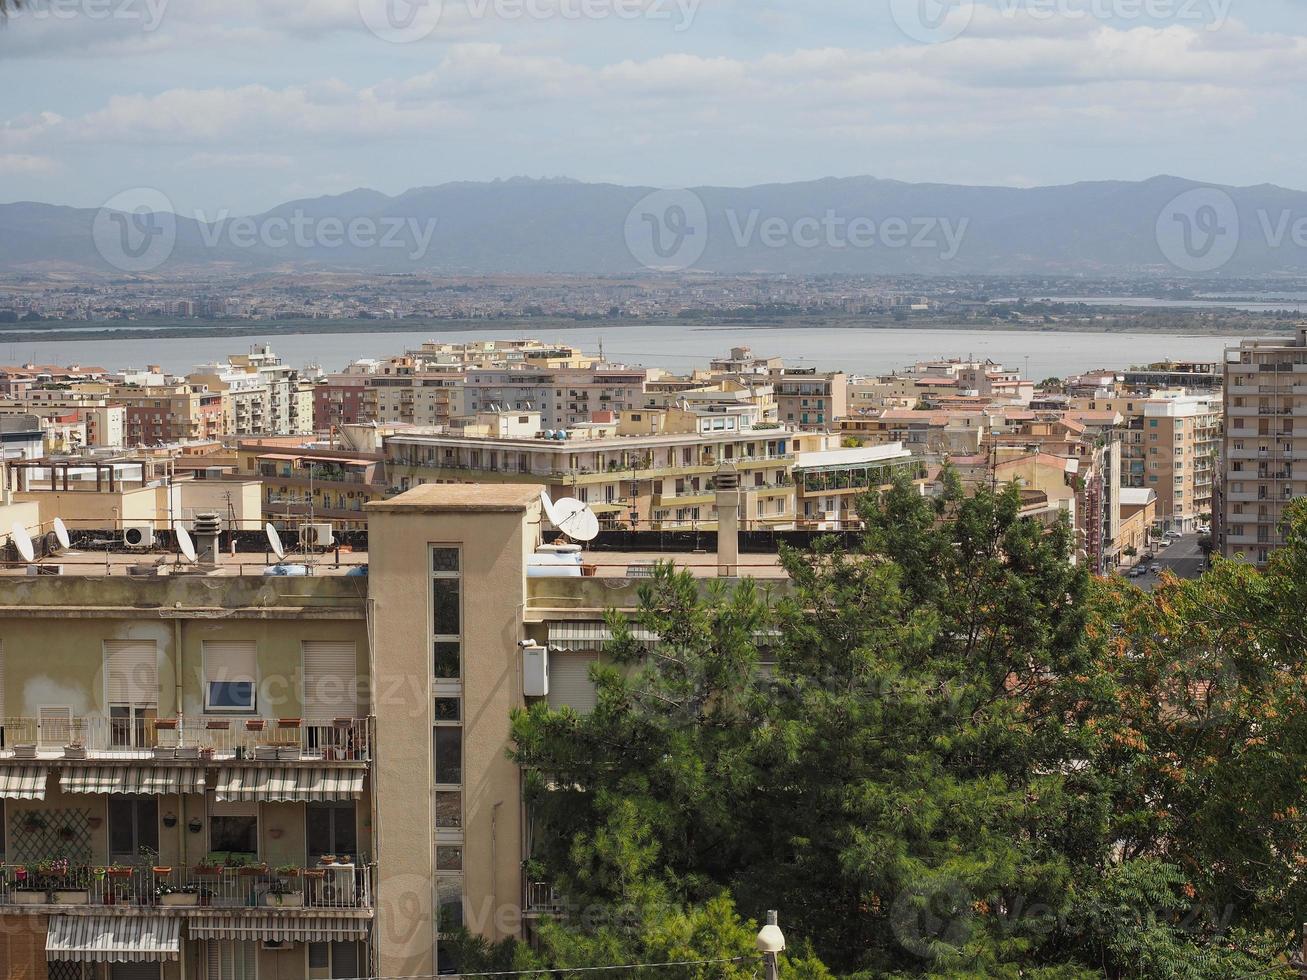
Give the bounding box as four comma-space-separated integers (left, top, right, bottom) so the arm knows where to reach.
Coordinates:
540, 491, 600, 543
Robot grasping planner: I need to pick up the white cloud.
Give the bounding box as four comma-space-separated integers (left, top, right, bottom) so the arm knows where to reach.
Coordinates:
0, 153, 62, 177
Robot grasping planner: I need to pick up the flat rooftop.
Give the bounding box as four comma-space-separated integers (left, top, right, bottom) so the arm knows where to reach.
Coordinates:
0, 549, 370, 579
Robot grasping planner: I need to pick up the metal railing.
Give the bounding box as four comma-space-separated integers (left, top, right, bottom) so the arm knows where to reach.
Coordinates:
0, 862, 373, 910
525, 881, 564, 914
0, 716, 372, 762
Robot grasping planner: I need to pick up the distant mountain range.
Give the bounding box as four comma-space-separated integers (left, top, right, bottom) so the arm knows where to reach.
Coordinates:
5, 175, 1307, 278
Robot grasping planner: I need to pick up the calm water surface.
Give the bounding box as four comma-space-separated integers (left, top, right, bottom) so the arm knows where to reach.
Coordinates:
2, 324, 1249, 379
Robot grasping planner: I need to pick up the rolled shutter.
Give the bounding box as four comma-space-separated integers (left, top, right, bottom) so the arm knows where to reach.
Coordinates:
104, 640, 159, 706
546, 653, 598, 714
302, 642, 360, 721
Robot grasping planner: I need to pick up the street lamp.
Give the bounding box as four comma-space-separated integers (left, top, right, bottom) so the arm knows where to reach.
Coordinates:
756, 910, 785, 980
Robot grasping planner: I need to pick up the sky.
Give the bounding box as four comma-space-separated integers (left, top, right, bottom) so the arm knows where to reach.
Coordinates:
2, 0, 1307, 215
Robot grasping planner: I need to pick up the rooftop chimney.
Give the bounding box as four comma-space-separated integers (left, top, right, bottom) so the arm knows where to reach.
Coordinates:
715, 462, 741, 578
193, 512, 222, 563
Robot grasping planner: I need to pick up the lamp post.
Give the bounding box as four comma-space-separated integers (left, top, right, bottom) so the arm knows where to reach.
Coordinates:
756, 910, 785, 980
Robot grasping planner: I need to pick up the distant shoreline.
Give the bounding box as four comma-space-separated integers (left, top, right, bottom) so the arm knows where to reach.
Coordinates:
0, 313, 1295, 346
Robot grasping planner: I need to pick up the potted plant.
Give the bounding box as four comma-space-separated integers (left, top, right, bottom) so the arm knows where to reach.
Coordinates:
63, 741, 86, 760
21, 813, 47, 834
277, 718, 302, 729
57, 825, 77, 843
105, 863, 134, 880
153, 745, 176, 760
244, 719, 266, 732
10, 866, 43, 905
199, 747, 216, 761
193, 860, 222, 877
319, 854, 337, 866
174, 745, 200, 760
157, 883, 200, 907
274, 864, 300, 880
262, 878, 303, 907
238, 862, 268, 877
206, 719, 231, 731
12, 743, 37, 760
154, 718, 179, 731
302, 868, 327, 881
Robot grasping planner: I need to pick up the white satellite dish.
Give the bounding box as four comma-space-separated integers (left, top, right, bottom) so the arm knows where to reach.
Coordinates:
265, 522, 286, 561
542, 493, 600, 543
10, 522, 35, 563
53, 518, 71, 551
177, 526, 197, 564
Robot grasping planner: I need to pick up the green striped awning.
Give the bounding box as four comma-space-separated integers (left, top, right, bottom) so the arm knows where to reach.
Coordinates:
59, 766, 207, 796
0, 765, 48, 800
215, 766, 364, 802
47, 915, 180, 963
188, 914, 369, 942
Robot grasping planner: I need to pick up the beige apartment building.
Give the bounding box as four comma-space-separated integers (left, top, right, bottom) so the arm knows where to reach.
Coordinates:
1220, 327, 1307, 565
1070, 389, 1220, 534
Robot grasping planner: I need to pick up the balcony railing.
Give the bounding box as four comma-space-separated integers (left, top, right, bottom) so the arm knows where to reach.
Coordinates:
524, 881, 564, 915
0, 862, 373, 911
0, 716, 372, 762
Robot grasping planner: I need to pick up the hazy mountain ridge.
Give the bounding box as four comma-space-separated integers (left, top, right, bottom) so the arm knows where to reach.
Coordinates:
4, 175, 1307, 277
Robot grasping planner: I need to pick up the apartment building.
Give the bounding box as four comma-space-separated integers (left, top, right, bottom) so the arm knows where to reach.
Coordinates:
1220, 327, 1307, 565
768, 369, 847, 430
13, 393, 126, 448
236, 444, 389, 533
190, 347, 315, 437
0, 552, 374, 979
462, 365, 656, 429
313, 378, 367, 432
1069, 388, 1219, 533
110, 385, 226, 447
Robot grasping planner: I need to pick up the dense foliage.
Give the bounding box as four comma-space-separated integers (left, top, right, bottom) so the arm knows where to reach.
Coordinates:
499, 478, 1307, 978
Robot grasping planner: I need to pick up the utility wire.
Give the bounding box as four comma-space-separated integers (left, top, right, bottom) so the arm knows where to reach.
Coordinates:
353, 954, 756, 980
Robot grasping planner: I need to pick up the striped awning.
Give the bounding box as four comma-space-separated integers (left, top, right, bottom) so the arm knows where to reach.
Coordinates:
46, 915, 180, 963
548, 621, 659, 650
188, 914, 370, 942
60, 766, 207, 796
0, 765, 48, 800
215, 766, 364, 802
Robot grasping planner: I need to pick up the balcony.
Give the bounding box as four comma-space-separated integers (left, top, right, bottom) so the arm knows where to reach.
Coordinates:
0, 861, 373, 912
524, 880, 564, 917
0, 716, 373, 763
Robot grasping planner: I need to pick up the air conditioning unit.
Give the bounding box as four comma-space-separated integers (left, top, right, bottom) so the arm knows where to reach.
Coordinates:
299, 523, 334, 548
123, 526, 155, 549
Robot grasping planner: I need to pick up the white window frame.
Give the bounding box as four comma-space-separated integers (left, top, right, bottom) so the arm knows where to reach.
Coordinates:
202, 642, 258, 714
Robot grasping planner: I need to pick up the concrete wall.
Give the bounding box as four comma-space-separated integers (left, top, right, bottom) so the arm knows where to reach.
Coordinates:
368, 487, 540, 978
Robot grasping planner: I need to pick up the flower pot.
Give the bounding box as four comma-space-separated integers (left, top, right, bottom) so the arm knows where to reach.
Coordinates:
63, 746, 87, 760
275, 746, 300, 761
106, 869, 134, 880
302, 869, 326, 880
262, 892, 303, 908
160, 892, 199, 907
154, 719, 179, 730
277, 718, 302, 729
12, 891, 45, 905
193, 866, 221, 877
153, 747, 176, 760
12, 744, 37, 760
152, 867, 173, 876
253, 746, 278, 761
174, 746, 200, 760
206, 720, 231, 731
53, 890, 89, 905
244, 720, 266, 732
238, 865, 268, 877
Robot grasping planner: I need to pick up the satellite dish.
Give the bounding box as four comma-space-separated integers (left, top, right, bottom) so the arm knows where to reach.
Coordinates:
548, 496, 600, 543
10, 522, 35, 563
265, 522, 286, 561
177, 526, 197, 564
53, 518, 71, 551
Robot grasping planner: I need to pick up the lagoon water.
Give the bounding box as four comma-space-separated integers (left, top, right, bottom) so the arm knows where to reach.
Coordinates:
2, 324, 1250, 379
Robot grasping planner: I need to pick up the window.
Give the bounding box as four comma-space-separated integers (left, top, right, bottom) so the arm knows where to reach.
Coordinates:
109, 797, 158, 863
437, 877, 464, 935
203, 642, 257, 713
307, 802, 357, 861
308, 942, 360, 979
210, 802, 258, 858
434, 727, 462, 786
435, 791, 462, 829
432, 548, 462, 681
205, 940, 257, 980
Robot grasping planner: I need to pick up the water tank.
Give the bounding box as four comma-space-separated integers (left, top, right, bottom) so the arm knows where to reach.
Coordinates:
528, 545, 583, 578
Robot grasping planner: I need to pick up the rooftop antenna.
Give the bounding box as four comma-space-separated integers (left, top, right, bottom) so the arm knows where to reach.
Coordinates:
265, 522, 286, 563
540, 491, 600, 543
10, 521, 35, 565
176, 525, 198, 566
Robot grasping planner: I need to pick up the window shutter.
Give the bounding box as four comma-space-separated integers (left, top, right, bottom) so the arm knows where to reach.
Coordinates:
546, 653, 598, 714
104, 640, 159, 706
203, 643, 257, 687
302, 642, 360, 721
